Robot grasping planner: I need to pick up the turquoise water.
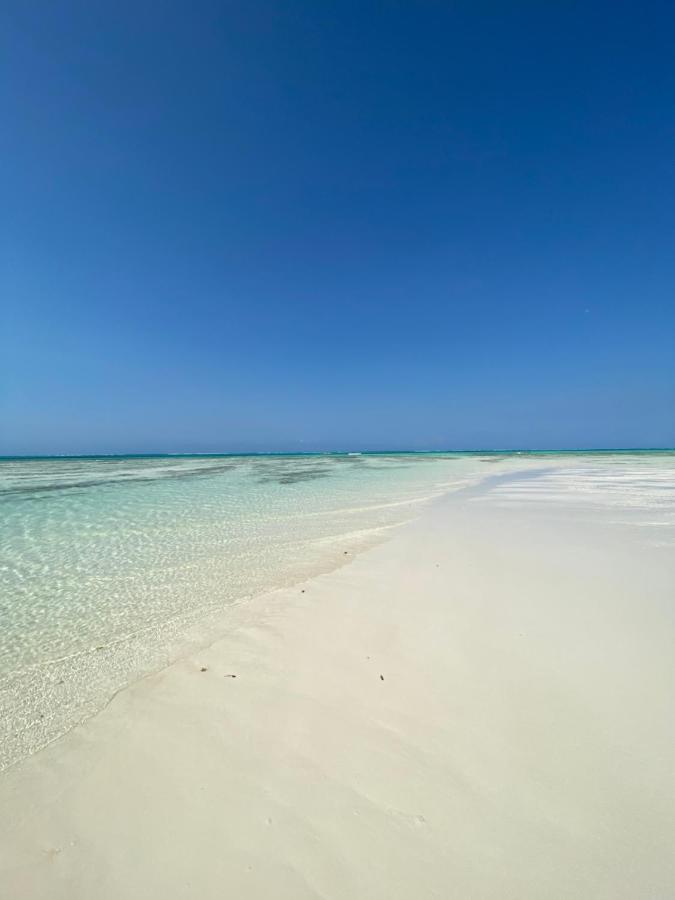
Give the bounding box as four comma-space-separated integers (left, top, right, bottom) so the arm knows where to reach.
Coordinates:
0, 452, 486, 770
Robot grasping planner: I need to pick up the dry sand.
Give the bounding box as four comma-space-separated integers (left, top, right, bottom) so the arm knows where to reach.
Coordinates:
1, 465, 674, 898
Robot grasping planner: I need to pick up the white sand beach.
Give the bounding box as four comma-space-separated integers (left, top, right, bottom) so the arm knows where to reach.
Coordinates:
1, 460, 674, 899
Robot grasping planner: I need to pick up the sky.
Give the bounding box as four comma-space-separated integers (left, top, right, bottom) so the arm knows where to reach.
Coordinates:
2, 1, 674, 454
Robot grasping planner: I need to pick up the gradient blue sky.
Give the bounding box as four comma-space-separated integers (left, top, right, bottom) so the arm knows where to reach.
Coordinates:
2, 1, 674, 453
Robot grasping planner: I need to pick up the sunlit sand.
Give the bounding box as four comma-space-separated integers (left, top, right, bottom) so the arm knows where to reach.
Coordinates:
1, 456, 674, 898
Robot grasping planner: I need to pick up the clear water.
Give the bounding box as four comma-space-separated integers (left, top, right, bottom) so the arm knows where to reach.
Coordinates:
0, 452, 486, 770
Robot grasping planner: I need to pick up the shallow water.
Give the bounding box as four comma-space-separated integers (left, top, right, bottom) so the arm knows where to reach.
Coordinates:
473, 453, 675, 542
0, 452, 485, 770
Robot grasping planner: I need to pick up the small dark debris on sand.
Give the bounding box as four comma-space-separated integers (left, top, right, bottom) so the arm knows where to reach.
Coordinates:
224, 674, 237, 679
380, 674, 384, 681
200, 666, 208, 672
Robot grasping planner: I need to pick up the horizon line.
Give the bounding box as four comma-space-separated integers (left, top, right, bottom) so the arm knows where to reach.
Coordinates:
2, 447, 675, 461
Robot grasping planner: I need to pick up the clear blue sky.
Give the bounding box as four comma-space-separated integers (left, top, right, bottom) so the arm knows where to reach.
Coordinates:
2, 1, 674, 453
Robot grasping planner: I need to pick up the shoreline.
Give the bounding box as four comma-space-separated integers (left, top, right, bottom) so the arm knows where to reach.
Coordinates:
1, 453, 498, 774
2, 461, 674, 897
